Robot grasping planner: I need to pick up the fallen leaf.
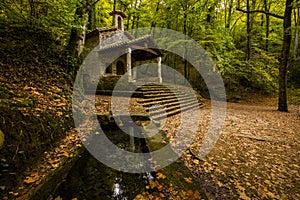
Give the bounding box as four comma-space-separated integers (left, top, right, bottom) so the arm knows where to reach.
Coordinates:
264, 180, 272, 185
156, 173, 166, 179
239, 190, 250, 200
8, 192, 19, 196
184, 177, 193, 183
266, 192, 276, 199
24, 177, 36, 184
193, 159, 200, 165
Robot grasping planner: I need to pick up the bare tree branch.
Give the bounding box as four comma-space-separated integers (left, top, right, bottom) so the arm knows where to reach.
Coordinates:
236, 8, 284, 19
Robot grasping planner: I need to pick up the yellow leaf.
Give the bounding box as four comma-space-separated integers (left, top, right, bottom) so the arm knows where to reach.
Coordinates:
24, 177, 36, 184
239, 191, 250, 200
8, 192, 19, 196
149, 180, 158, 189
134, 194, 145, 200
193, 159, 200, 165
266, 192, 276, 199
184, 177, 193, 183
187, 190, 194, 196
51, 163, 60, 169
157, 184, 163, 191
264, 180, 272, 185
56, 111, 63, 116
159, 193, 165, 198
176, 171, 182, 175
179, 190, 186, 197
156, 173, 166, 179
194, 190, 201, 199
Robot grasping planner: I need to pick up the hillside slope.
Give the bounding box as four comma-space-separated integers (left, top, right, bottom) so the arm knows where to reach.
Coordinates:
0, 25, 75, 195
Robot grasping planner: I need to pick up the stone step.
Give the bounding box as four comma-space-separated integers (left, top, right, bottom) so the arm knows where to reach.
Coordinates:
152, 103, 204, 121
140, 95, 178, 103
143, 90, 189, 98
135, 83, 204, 120
142, 91, 174, 96
138, 86, 171, 92
143, 97, 196, 111
141, 96, 190, 107
148, 100, 199, 117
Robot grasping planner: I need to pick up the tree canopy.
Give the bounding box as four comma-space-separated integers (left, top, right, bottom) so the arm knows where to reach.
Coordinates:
1, 0, 299, 110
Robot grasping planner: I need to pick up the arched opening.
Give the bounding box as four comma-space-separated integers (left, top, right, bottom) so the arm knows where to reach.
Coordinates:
117, 16, 122, 30
105, 63, 112, 74
116, 61, 125, 75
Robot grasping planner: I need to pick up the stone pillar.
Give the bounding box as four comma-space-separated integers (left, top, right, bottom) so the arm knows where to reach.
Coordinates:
112, 61, 117, 75
126, 48, 132, 82
157, 57, 162, 83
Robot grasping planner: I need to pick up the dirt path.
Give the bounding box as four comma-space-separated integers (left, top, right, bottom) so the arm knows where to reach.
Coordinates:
182, 101, 300, 199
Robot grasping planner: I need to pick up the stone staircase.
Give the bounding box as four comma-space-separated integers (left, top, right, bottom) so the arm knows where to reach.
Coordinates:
136, 84, 204, 121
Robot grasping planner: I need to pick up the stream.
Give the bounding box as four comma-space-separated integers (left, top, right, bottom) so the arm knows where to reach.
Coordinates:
54, 118, 207, 199
54, 121, 155, 200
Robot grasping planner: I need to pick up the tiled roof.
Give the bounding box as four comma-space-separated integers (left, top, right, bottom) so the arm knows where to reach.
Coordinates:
96, 27, 118, 32
98, 35, 152, 51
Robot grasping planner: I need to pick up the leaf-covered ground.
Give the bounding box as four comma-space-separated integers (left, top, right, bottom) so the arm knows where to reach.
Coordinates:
0, 26, 76, 199
3, 92, 299, 199
165, 100, 300, 199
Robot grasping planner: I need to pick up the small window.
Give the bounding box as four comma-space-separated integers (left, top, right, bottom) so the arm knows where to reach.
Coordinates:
117, 16, 122, 30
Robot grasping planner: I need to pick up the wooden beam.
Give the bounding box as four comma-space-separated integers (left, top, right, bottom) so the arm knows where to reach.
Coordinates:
130, 45, 160, 56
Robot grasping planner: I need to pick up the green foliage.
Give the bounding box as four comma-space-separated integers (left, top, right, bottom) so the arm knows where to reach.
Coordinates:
0, 0, 295, 95
288, 58, 300, 88
0, 86, 10, 99
288, 88, 300, 105
0, 0, 80, 44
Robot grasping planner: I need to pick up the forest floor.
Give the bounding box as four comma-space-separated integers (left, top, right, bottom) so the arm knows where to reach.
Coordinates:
76, 95, 300, 199
3, 95, 299, 199
177, 97, 300, 199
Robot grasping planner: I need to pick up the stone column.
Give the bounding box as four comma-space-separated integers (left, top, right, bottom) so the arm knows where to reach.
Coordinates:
157, 56, 162, 83
126, 48, 132, 82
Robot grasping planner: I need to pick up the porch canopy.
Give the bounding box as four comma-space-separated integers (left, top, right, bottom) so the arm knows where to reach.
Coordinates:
97, 35, 163, 82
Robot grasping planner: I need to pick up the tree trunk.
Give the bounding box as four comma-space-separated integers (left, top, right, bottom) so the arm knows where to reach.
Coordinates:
77, 15, 89, 56
293, 8, 300, 59
29, 0, 36, 18
264, 0, 270, 51
183, 10, 188, 81
67, 6, 84, 57
246, 0, 251, 61
278, 0, 293, 112
88, 4, 96, 30
225, 0, 234, 29
66, 0, 90, 57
